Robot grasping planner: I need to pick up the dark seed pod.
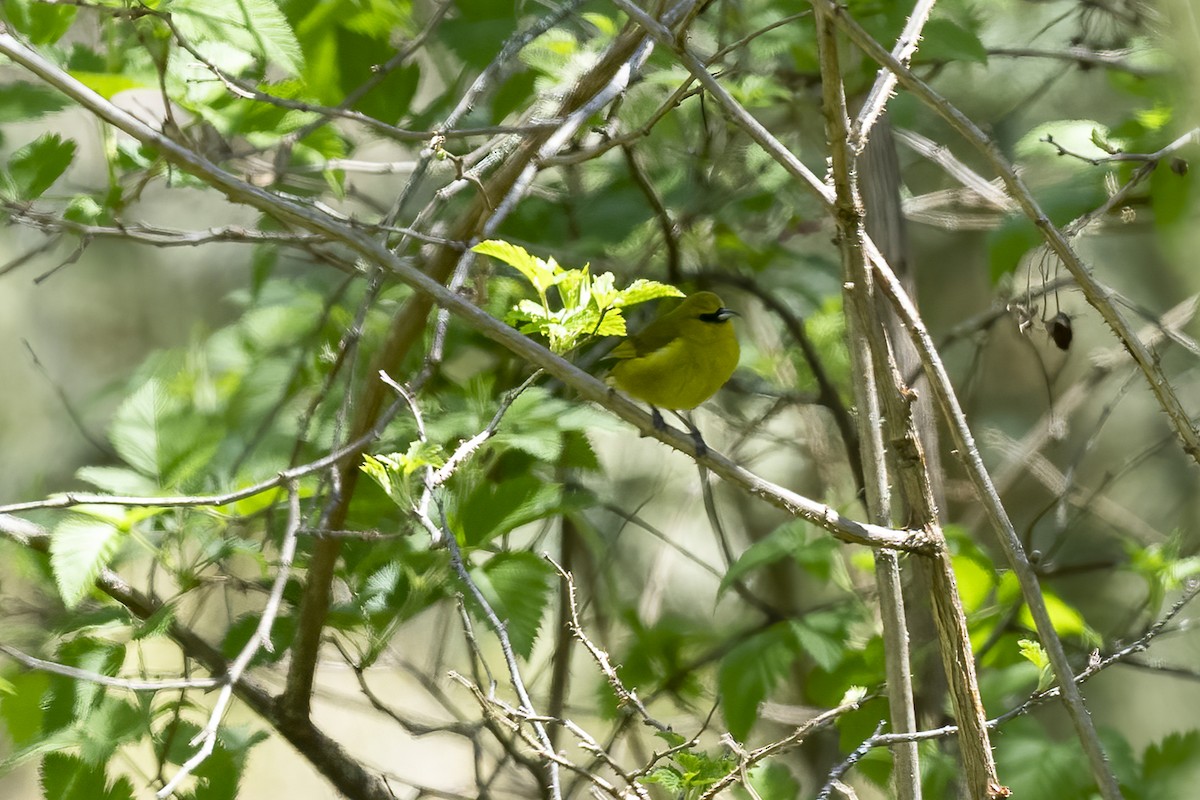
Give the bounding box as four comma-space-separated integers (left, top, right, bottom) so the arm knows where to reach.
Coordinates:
1048, 312, 1073, 351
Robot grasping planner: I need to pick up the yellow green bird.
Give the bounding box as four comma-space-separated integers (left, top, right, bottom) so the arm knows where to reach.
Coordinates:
607, 291, 740, 455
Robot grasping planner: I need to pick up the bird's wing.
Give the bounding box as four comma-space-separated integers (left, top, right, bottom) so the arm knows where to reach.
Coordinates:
607, 314, 680, 360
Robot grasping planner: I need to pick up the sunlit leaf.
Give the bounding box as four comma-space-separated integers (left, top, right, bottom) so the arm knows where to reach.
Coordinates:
50, 513, 125, 609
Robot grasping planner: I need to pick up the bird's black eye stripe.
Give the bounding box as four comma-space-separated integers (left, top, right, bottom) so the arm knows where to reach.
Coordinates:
699, 310, 728, 323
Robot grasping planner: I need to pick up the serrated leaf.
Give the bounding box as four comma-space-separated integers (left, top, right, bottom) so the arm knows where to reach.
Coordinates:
471, 552, 554, 659
612, 279, 684, 307
50, 514, 125, 608
1143, 730, 1200, 798
1017, 638, 1054, 692
77, 698, 143, 765
41, 752, 135, 800
74, 466, 160, 496
718, 622, 801, 740
455, 475, 564, 547
0, 728, 84, 776
192, 739, 240, 800
361, 441, 444, 504
172, 0, 303, 76
474, 239, 560, 295
107, 377, 221, 487
107, 378, 171, 479
48, 637, 125, 725
642, 766, 685, 793
5, 133, 75, 200
132, 604, 176, 640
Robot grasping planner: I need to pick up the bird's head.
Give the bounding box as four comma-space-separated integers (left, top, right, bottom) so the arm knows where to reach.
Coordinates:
678, 291, 738, 323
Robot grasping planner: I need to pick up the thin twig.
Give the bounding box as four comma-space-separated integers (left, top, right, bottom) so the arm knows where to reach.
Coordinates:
0, 643, 220, 691
157, 481, 303, 797
0, 394, 407, 516
852, 0, 937, 150
545, 556, 670, 732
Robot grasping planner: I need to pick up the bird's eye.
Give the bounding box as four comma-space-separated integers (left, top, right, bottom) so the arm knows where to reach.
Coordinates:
699, 309, 735, 323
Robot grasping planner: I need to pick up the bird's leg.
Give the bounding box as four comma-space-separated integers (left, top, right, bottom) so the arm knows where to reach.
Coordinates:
669, 410, 708, 457
650, 406, 667, 431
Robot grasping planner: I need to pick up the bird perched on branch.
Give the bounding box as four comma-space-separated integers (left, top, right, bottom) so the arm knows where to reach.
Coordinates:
607, 291, 740, 456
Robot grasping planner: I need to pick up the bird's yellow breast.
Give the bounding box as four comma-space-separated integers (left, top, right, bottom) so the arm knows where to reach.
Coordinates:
609, 317, 739, 410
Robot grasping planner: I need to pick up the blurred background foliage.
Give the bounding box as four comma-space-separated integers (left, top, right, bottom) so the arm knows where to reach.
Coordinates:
1, 0, 1200, 798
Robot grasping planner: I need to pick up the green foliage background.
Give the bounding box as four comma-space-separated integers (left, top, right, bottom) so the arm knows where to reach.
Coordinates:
1, 0, 1199, 799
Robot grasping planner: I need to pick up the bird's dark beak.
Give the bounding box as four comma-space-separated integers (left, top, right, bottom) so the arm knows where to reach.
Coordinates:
715, 308, 739, 322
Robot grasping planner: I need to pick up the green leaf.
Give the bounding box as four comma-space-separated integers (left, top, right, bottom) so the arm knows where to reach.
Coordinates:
914, 18, 987, 65
441, 13, 519, 69
987, 214, 1041, 283
50, 512, 125, 608
1150, 157, 1194, 229
1140, 730, 1200, 799
642, 766, 685, 793
471, 552, 554, 660
353, 62, 420, 124
221, 613, 297, 667
5, 133, 76, 200
720, 522, 834, 598
473, 239, 560, 296
611, 279, 684, 308
75, 466, 160, 496
2, 0, 77, 44
0, 82, 70, 122
998, 572, 1100, 645
27, 1, 77, 44
654, 728, 687, 747
107, 377, 221, 487
132, 604, 176, 641
455, 475, 565, 547
172, 0, 304, 76
67, 71, 145, 100
491, 70, 537, 124
0, 728, 85, 776
790, 611, 848, 672
108, 378, 171, 478
51, 637, 126, 722
77, 698, 144, 765
738, 762, 799, 800
40, 752, 134, 800
1017, 119, 1118, 165
952, 551, 995, 614
361, 442, 445, 504
191, 738, 240, 800
719, 622, 801, 740
994, 719, 1096, 799
0, 671, 49, 746
1017, 638, 1054, 692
